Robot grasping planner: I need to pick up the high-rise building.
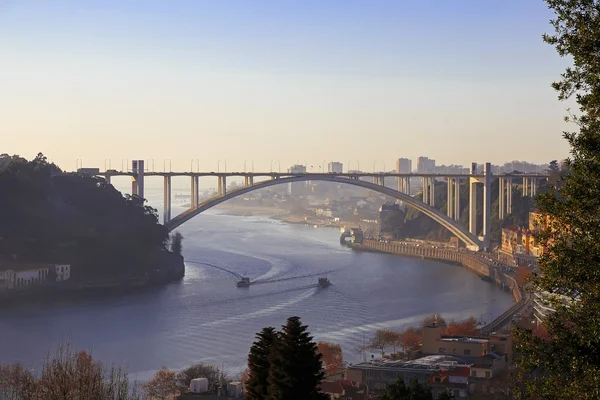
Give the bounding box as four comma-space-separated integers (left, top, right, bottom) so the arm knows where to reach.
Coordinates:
328, 162, 343, 173
287, 164, 307, 196
417, 157, 436, 173
395, 158, 412, 174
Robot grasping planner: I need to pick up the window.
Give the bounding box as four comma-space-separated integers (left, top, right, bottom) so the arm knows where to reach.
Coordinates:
464, 349, 471, 356
485, 371, 491, 378
439, 347, 446, 353
471, 371, 477, 377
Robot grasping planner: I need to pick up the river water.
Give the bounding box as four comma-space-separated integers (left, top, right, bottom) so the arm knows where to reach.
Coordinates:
0, 188, 513, 380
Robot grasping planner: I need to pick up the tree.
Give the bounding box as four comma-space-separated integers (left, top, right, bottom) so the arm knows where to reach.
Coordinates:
170, 232, 183, 255
514, 1, 600, 399
368, 329, 393, 357
399, 327, 422, 355
379, 376, 433, 400
175, 363, 224, 394
0, 363, 38, 400
266, 317, 328, 400
246, 327, 278, 400
142, 367, 178, 400
443, 317, 479, 336
317, 341, 344, 377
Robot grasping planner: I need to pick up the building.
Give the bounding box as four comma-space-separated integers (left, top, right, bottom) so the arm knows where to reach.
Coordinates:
396, 158, 412, 174
0, 261, 71, 291
501, 226, 541, 266
421, 324, 512, 362
427, 366, 471, 398
417, 157, 436, 174
287, 164, 307, 196
328, 162, 343, 174
346, 355, 470, 392
319, 380, 368, 400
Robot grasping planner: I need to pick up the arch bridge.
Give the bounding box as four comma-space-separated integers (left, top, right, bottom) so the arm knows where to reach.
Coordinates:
96, 161, 550, 251
164, 174, 482, 248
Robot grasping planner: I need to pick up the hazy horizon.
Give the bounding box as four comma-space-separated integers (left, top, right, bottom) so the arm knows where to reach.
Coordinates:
2, 1, 572, 171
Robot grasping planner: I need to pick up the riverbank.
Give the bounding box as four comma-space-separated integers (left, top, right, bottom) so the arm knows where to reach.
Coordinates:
351, 240, 522, 304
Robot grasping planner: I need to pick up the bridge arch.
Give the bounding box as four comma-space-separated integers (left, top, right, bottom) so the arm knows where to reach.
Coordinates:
165, 175, 482, 249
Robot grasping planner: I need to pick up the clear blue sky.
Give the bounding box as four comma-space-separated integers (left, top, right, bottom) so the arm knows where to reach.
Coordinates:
1, 0, 571, 172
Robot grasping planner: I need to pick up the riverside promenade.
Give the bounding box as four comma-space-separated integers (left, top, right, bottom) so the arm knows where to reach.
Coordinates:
351, 240, 529, 333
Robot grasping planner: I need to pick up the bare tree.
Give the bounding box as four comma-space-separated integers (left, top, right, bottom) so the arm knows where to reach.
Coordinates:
0, 341, 142, 400
174, 363, 227, 394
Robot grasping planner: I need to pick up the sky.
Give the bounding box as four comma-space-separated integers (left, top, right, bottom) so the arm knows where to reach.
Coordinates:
1, 0, 574, 174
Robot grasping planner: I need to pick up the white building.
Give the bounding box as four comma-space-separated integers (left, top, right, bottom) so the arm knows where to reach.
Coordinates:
0, 262, 71, 291
287, 164, 307, 196
396, 158, 412, 174
327, 162, 343, 174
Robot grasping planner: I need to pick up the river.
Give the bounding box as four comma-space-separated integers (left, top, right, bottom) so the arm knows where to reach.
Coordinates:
0, 188, 513, 380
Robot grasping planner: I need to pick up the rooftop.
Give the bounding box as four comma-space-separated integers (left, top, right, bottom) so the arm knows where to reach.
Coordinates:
440, 336, 489, 344
0, 261, 54, 272
349, 355, 470, 372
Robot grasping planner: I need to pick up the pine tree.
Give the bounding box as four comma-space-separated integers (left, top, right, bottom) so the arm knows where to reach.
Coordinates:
246, 327, 278, 400
266, 316, 328, 400
514, 1, 600, 398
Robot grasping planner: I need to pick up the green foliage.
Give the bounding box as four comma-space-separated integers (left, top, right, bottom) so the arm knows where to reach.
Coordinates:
0, 154, 170, 280
379, 376, 434, 400
246, 327, 278, 400
266, 317, 328, 400
170, 231, 184, 255
175, 362, 225, 394
246, 317, 327, 400
514, 1, 600, 399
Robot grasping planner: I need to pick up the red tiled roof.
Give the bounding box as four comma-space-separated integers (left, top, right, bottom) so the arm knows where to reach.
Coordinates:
450, 367, 471, 377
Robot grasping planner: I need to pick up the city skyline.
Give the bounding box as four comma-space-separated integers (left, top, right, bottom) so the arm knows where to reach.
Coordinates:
2, 1, 571, 170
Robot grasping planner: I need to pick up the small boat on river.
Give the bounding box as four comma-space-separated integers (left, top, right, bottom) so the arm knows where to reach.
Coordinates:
237, 277, 251, 288
318, 277, 331, 288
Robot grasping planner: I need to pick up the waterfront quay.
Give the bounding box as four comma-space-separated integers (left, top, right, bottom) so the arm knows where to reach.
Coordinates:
351, 239, 528, 333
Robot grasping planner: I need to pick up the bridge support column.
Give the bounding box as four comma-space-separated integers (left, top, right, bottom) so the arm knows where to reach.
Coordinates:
447, 177, 454, 218
469, 178, 478, 236
523, 177, 529, 197
406, 177, 410, 196
244, 176, 249, 186
104, 175, 112, 185
454, 178, 460, 221
131, 160, 145, 200
249, 176, 254, 185
499, 177, 505, 220
398, 176, 403, 193
532, 178, 537, 196
507, 177, 512, 215
422, 178, 429, 204
221, 176, 227, 195
218, 176, 223, 195
163, 176, 172, 224
430, 178, 435, 207
483, 162, 492, 249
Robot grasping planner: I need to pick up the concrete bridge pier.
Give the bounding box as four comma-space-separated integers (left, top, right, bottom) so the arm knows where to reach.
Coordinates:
523, 177, 529, 197
454, 178, 460, 221
218, 176, 223, 195
221, 176, 227, 195
190, 176, 199, 208
131, 160, 145, 200
430, 177, 435, 207
447, 177, 454, 218
469, 178, 478, 236
422, 178, 429, 205
506, 177, 512, 215
499, 177, 505, 220
532, 178, 537, 196
163, 176, 172, 224
483, 163, 492, 249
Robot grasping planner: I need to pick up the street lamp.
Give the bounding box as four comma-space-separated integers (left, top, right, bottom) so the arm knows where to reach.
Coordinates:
244, 160, 247, 173
372, 161, 377, 173
104, 159, 111, 171
217, 160, 221, 173
163, 159, 171, 173
122, 159, 129, 172
147, 159, 155, 172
